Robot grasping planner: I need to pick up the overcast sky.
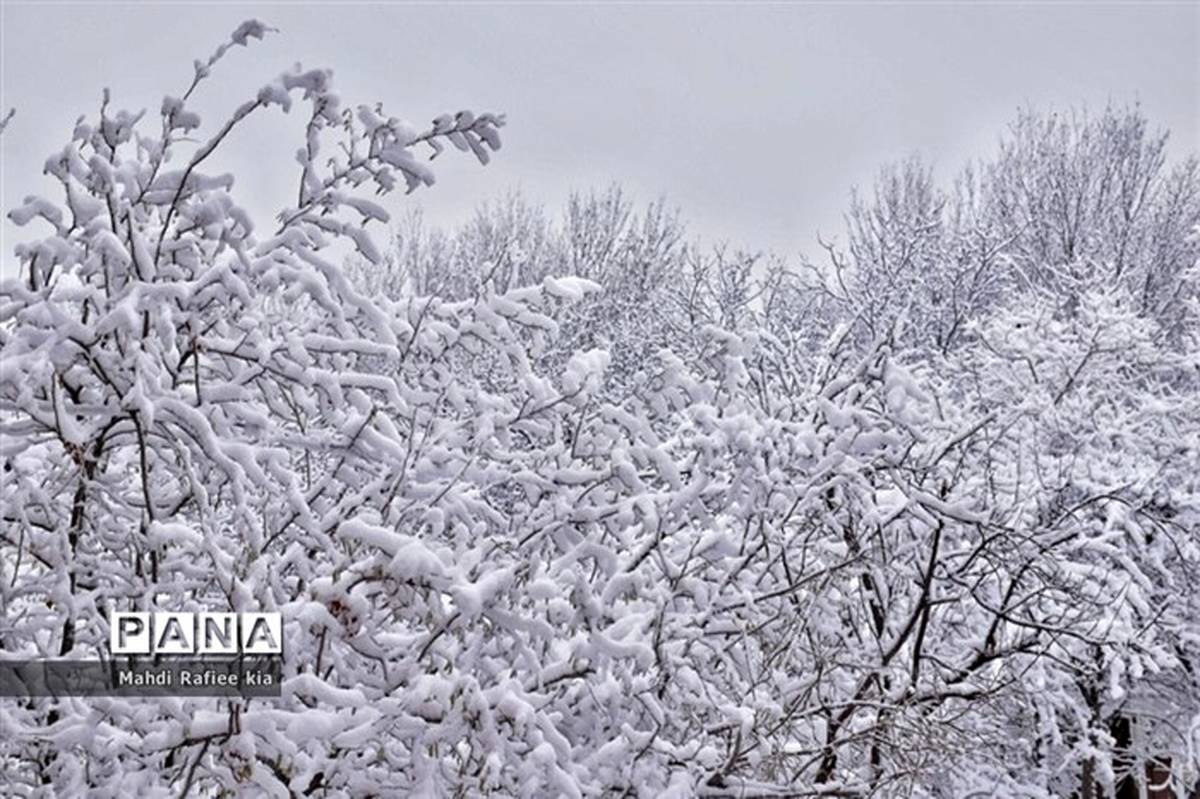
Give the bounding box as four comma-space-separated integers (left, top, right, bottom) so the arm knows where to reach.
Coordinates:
1, 2, 1197, 262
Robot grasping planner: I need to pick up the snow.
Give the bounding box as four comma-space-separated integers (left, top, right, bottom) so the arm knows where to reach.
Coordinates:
1, 29, 1197, 799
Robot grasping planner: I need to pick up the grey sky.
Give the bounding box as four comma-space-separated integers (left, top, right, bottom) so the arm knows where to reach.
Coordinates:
1, 2, 1197, 262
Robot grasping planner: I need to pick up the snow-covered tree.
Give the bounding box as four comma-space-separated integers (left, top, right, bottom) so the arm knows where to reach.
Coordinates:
0, 20, 524, 795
